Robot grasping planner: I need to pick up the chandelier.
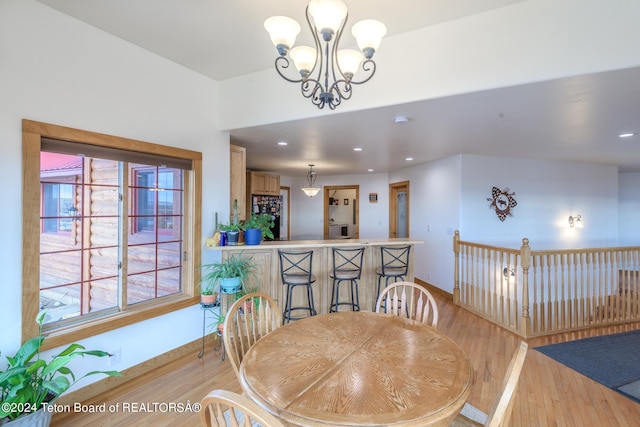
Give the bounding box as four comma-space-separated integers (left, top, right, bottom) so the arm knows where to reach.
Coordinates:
264, 0, 386, 110
301, 164, 322, 197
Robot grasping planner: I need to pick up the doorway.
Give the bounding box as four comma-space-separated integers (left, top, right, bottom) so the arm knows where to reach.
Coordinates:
389, 181, 409, 238
280, 186, 290, 240
323, 185, 359, 239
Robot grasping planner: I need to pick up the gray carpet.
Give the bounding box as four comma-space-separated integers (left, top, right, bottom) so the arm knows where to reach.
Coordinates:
535, 330, 640, 403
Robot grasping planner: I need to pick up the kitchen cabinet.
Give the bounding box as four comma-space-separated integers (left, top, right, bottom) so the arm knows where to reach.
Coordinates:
247, 171, 280, 196
230, 144, 246, 221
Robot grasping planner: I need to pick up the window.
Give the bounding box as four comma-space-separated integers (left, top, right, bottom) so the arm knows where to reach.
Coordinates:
23, 120, 202, 348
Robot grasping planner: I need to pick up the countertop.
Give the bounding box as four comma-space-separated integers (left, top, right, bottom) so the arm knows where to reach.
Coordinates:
206, 237, 423, 250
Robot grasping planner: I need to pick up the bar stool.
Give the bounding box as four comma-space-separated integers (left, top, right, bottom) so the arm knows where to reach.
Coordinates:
278, 249, 317, 324
329, 247, 365, 312
375, 245, 411, 309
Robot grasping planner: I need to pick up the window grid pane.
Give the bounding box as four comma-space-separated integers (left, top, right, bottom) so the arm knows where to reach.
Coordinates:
40, 152, 185, 326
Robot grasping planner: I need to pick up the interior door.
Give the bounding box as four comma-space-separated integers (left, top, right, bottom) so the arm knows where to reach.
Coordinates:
389, 181, 409, 238
279, 186, 290, 240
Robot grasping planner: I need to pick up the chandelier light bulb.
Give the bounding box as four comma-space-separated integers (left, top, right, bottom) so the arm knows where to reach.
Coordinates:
352, 19, 387, 58
337, 49, 364, 78
290, 46, 317, 77
308, 0, 347, 37
264, 16, 301, 56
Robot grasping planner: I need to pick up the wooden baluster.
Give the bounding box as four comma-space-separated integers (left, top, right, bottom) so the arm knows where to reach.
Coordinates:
520, 238, 531, 338
453, 230, 460, 304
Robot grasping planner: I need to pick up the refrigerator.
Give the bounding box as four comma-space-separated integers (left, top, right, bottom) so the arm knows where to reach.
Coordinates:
250, 194, 281, 240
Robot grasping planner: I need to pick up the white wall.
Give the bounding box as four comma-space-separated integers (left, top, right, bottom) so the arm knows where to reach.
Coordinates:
391, 155, 621, 294
390, 156, 462, 293
289, 173, 390, 240
619, 173, 640, 246
0, 0, 229, 390
218, 0, 640, 130
460, 155, 619, 249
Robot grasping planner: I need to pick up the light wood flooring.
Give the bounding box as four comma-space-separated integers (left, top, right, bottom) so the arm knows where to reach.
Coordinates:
52, 291, 640, 426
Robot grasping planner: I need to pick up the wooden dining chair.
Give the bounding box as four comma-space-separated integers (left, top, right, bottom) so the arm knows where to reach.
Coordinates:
451, 341, 528, 427
223, 292, 282, 379
200, 389, 285, 427
375, 281, 439, 327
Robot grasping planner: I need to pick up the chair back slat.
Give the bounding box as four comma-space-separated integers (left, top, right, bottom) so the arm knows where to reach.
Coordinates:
223, 292, 282, 379
201, 389, 285, 427
376, 281, 439, 327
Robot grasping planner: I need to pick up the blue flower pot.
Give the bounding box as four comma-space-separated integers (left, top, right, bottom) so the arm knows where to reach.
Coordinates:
244, 228, 262, 245
219, 277, 242, 294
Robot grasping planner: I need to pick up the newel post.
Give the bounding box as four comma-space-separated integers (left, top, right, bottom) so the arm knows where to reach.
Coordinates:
453, 230, 460, 305
520, 237, 531, 338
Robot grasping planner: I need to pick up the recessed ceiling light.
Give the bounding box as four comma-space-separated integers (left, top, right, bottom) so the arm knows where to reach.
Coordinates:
353, 147, 363, 151
619, 133, 636, 138
394, 115, 409, 124
405, 157, 413, 161
367, 168, 374, 172
277, 141, 288, 146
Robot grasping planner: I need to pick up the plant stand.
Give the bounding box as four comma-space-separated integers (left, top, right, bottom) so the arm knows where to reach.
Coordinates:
198, 301, 222, 359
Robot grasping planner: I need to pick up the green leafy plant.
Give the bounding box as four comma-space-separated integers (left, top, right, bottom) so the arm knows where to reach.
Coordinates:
200, 253, 256, 295
218, 223, 242, 232
242, 213, 275, 240
0, 311, 121, 421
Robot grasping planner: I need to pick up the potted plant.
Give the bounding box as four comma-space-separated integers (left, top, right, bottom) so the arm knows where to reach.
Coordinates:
219, 223, 242, 246
243, 213, 275, 245
0, 311, 121, 426
199, 287, 218, 306
200, 253, 256, 295
237, 286, 260, 314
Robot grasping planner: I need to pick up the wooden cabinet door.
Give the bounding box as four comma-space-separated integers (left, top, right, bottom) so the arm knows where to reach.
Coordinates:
248, 171, 280, 196
266, 174, 280, 195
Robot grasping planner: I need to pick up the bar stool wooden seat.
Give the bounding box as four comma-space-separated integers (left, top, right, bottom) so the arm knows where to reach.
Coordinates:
278, 249, 317, 324
329, 247, 365, 312
375, 245, 411, 309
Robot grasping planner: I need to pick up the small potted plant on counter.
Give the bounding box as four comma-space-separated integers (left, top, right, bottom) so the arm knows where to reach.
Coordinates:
0, 311, 121, 426
243, 213, 274, 245
219, 223, 242, 246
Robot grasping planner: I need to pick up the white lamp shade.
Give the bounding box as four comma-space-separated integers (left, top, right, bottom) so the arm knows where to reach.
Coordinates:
301, 186, 321, 197
351, 19, 387, 51
308, 0, 347, 33
337, 49, 363, 77
290, 46, 317, 74
264, 16, 301, 49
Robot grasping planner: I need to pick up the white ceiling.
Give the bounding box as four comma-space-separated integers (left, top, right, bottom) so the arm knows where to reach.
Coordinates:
37, 0, 640, 176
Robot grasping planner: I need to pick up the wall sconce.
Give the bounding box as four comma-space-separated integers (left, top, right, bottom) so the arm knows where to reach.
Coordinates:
568, 214, 583, 228
502, 267, 515, 278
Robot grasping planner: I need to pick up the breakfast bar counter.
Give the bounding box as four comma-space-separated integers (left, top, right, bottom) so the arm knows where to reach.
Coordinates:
206, 238, 422, 315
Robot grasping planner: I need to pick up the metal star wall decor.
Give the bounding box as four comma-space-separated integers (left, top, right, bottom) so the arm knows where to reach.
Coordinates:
487, 186, 517, 222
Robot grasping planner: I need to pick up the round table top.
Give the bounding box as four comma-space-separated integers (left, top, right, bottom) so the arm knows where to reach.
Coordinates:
239, 311, 472, 427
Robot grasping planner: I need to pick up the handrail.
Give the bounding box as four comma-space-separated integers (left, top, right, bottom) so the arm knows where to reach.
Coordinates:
454, 231, 640, 338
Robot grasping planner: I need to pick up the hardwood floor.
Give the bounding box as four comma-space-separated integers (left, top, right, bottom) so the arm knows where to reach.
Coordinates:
52, 291, 640, 426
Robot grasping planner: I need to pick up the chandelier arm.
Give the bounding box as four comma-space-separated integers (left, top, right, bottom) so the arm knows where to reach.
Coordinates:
325, 79, 350, 110
348, 59, 377, 85
305, 5, 322, 80
274, 56, 304, 83
331, 12, 349, 84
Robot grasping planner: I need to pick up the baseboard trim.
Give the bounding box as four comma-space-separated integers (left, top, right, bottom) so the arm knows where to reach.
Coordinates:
56, 333, 220, 407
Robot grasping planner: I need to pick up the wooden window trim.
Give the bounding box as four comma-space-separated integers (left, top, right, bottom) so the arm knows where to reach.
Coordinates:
22, 119, 202, 350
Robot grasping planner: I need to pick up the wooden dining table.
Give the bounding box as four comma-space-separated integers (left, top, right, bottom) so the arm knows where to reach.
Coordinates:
239, 311, 473, 427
